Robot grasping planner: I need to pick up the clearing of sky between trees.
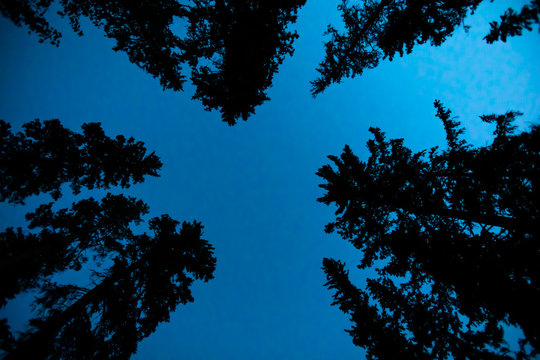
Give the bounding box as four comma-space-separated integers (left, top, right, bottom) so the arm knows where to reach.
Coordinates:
0, 0, 539, 359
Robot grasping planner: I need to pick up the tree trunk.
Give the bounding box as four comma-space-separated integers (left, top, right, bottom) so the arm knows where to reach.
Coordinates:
392, 201, 527, 232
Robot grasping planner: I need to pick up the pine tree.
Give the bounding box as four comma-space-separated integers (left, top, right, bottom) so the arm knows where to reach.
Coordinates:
485, 0, 540, 43
0, 119, 161, 204
3, 216, 216, 360
0, 0, 306, 124
182, 0, 306, 124
311, 0, 540, 95
0, 0, 188, 90
0, 118, 216, 359
0, 118, 161, 304
0, 194, 149, 305
317, 101, 539, 359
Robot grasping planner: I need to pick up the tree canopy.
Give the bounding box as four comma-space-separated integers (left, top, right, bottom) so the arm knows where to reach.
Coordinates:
182, 0, 306, 124
311, 0, 540, 95
0, 194, 149, 306
3, 216, 216, 360
485, 0, 540, 43
317, 101, 539, 359
0, 0, 306, 124
1, 1, 539, 359
0, 0, 188, 90
0, 119, 161, 204
3, 1, 538, 117
0, 118, 216, 359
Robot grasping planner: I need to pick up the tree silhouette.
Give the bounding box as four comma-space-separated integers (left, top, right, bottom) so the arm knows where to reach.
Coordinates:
311, 0, 540, 95
0, 119, 160, 305
181, 0, 306, 124
485, 0, 540, 43
0, 118, 216, 359
0, 194, 149, 305
0, 0, 306, 124
0, 119, 161, 204
317, 101, 539, 359
3, 216, 216, 360
0, 0, 188, 90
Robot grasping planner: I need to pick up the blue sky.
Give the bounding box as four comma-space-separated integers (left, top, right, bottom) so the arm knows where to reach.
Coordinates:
0, 1, 539, 359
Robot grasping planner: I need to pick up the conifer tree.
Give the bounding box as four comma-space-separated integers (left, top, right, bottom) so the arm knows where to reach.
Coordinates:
0, 194, 149, 305
0, 0, 306, 124
182, 0, 306, 124
0, 118, 161, 305
311, 0, 539, 95
3, 216, 216, 360
0, 118, 216, 359
317, 102, 539, 359
0, 119, 161, 204
0, 0, 189, 90
485, 0, 540, 43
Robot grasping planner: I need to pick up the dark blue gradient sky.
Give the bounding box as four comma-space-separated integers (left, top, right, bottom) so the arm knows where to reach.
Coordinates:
1, 1, 539, 358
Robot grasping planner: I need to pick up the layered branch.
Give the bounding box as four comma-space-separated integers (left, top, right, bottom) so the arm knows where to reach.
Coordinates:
0, 119, 161, 204
318, 102, 539, 358
4, 217, 216, 360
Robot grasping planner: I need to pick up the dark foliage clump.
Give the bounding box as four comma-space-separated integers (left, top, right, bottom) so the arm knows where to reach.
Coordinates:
0, 194, 149, 305
3, 216, 216, 360
311, 0, 539, 95
317, 102, 539, 359
484, 0, 540, 43
0, 0, 306, 124
0, 0, 188, 90
182, 0, 306, 124
0, 119, 161, 204
0, 119, 216, 359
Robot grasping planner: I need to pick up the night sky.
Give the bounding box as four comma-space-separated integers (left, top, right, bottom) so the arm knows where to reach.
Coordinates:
1, 0, 539, 359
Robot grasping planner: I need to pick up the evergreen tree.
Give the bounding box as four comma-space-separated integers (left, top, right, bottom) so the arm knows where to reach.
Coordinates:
0, 119, 161, 204
317, 102, 539, 359
311, 0, 540, 95
0, 118, 216, 359
0, 0, 188, 90
0, 194, 149, 305
485, 0, 540, 43
182, 0, 306, 124
0, 118, 161, 304
0, 0, 306, 124
3, 216, 216, 360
